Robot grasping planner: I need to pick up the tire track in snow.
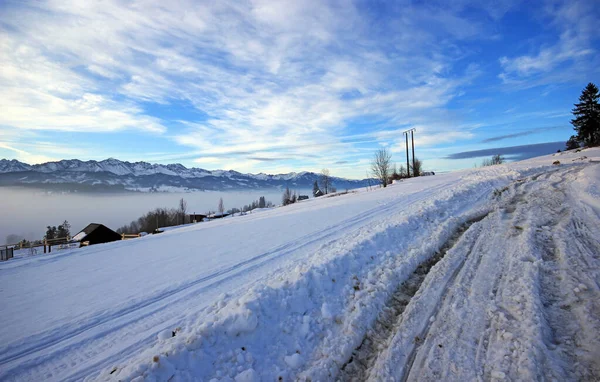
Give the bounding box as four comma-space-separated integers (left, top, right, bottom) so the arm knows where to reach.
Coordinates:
343, 168, 593, 382
360, 173, 545, 381
337, 212, 491, 381
398, 214, 492, 382
534, 167, 600, 380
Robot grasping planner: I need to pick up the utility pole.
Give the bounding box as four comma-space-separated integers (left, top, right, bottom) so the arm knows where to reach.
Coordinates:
402, 128, 416, 177
411, 129, 416, 176
403, 131, 410, 177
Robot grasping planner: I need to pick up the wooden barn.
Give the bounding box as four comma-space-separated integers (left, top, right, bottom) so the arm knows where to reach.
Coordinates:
189, 213, 207, 223
72, 223, 122, 246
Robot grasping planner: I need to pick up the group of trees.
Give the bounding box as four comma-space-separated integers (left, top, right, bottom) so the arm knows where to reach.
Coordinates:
5, 234, 40, 247
481, 154, 505, 167
226, 196, 273, 215
283, 167, 340, 205
5, 220, 70, 247
117, 198, 189, 234
567, 82, 600, 149
117, 195, 276, 234
311, 168, 337, 197
371, 148, 425, 187
117, 206, 185, 234
45, 220, 71, 240
282, 186, 298, 206
319, 169, 335, 194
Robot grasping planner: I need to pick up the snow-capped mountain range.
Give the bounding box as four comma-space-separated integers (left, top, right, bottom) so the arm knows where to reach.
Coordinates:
0, 158, 372, 192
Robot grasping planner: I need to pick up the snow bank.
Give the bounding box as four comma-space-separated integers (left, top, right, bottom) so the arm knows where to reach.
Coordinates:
2, 148, 598, 382
98, 161, 543, 381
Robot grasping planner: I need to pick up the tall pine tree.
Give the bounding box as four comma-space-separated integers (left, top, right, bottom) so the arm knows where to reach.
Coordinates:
571, 83, 600, 147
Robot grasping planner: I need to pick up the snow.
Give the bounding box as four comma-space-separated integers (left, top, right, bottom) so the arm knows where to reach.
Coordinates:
0, 148, 599, 381
72, 231, 87, 241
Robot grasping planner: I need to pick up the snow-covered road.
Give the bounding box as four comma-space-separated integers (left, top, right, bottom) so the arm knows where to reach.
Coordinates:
368, 165, 600, 381
0, 149, 598, 381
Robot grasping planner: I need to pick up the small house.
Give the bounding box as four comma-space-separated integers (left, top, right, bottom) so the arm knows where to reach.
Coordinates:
72, 223, 122, 246
314, 189, 323, 197
189, 213, 207, 223
298, 195, 309, 201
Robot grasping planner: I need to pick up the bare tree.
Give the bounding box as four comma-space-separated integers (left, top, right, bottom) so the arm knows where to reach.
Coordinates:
410, 158, 423, 177
319, 168, 331, 194
218, 197, 224, 215
282, 186, 292, 206
178, 198, 187, 224
371, 148, 392, 187
399, 164, 407, 178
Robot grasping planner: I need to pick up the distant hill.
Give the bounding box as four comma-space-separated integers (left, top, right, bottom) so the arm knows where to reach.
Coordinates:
0, 158, 372, 192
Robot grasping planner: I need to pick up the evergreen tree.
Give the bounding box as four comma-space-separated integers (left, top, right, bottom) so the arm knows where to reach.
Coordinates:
45, 226, 57, 240
566, 135, 580, 150
57, 220, 71, 238
571, 83, 600, 147
312, 180, 321, 197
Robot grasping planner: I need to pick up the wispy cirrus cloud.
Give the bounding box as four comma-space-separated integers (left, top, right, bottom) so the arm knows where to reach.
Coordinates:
499, 0, 600, 87
0, 0, 502, 172
1, 0, 594, 175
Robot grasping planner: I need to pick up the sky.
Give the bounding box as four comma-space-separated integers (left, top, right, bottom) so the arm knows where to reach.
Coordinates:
0, 0, 599, 178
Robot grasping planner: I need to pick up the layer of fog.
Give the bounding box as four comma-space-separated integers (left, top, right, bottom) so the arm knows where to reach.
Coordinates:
0, 187, 303, 244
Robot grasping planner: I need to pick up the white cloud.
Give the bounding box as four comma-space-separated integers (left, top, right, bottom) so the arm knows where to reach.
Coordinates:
0, 34, 166, 133
0, 0, 518, 175
499, 0, 599, 86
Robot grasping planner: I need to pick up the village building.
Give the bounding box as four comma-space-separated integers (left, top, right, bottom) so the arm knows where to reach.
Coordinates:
189, 213, 207, 223
72, 223, 122, 246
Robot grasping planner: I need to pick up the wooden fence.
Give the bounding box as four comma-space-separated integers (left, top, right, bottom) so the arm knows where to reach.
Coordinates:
1, 236, 72, 254
0, 247, 14, 261
1, 232, 144, 260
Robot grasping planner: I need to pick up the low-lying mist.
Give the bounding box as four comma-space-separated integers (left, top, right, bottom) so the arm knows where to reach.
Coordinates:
0, 187, 298, 244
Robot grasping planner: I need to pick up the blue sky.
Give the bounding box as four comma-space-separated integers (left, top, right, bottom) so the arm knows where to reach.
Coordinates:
0, 0, 599, 178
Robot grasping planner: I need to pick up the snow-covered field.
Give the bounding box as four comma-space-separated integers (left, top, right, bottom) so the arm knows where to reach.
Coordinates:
1, 149, 599, 381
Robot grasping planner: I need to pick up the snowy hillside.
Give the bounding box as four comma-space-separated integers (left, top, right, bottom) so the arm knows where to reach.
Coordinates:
0, 158, 371, 192
0, 148, 599, 381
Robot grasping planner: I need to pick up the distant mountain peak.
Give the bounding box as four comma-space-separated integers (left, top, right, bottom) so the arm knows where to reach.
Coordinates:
0, 157, 372, 192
